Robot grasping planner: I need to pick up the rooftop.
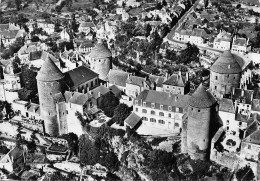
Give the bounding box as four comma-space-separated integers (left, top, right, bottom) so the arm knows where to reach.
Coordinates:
88, 40, 112, 59
125, 112, 141, 129
218, 98, 235, 113
189, 84, 216, 108
68, 92, 89, 105
106, 69, 130, 87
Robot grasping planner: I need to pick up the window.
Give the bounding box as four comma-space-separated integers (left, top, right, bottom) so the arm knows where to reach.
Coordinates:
91, 81, 93, 87
168, 106, 172, 111
227, 74, 229, 78
135, 100, 138, 105
168, 113, 171, 118
227, 120, 229, 125
215, 76, 218, 80
160, 105, 163, 110
150, 118, 156, 123
175, 122, 179, 127
136, 108, 138, 112
176, 107, 179, 112
159, 112, 164, 116
248, 145, 251, 149
151, 110, 155, 115
142, 109, 147, 113
143, 102, 146, 107
158, 120, 165, 124
215, 86, 217, 90
143, 117, 148, 121
151, 103, 155, 108
198, 109, 200, 112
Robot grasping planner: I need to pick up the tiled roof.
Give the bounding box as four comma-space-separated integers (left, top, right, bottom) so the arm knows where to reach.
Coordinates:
0, 30, 19, 39
79, 41, 94, 49
125, 112, 141, 129
210, 50, 248, 74
135, 90, 190, 111
149, 74, 166, 88
162, 73, 186, 87
109, 85, 121, 96
54, 92, 65, 103
90, 85, 110, 99
218, 98, 235, 113
126, 75, 148, 87
36, 55, 64, 81
252, 99, 260, 112
79, 22, 95, 28
88, 40, 112, 59
27, 103, 40, 114
233, 37, 247, 46
69, 92, 89, 105
231, 88, 253, 104
244, 129, 260, 145
64, 91, 73, 102
189, 84, 216, 108
65, 66, 98, 89
106, 69, 130, 87
0, 24, 9, 31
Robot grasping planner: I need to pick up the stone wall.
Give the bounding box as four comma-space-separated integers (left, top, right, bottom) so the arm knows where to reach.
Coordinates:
90, 57, 111, 80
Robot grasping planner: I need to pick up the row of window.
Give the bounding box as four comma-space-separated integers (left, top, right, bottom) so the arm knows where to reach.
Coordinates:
135, 101, 179, 112
215, 75, 236, 80
143, 117, 165, 124
136, 108, 180, 118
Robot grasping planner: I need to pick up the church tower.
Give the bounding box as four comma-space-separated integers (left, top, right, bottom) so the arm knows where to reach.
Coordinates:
186, 84, 217, 160
36, 56, 64, 136
88, 39, 112, 80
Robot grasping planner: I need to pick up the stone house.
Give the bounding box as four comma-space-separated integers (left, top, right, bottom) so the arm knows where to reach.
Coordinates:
125, 75, 151, 98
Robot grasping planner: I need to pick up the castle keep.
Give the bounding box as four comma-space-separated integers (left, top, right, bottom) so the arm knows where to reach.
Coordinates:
36, 56, 65, 136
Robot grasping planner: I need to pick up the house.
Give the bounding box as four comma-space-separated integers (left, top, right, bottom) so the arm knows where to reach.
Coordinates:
124, 112, 142, 129
78, 22, 96, 35
0, 29, 26, 47
162, 71, 189, 95
149, 74, 167, 91
133, 90, 190, 133
213, 30, 232, 50
106, 69, 130, 93
36, 19, 55, 35
64, 65, 99, 93
28, 51, 61, 69
231, 37, 251, 54
125, 75, 151, 98
60, 28, 71, 41
90, 85, 111, 108
0, 147, 24, 172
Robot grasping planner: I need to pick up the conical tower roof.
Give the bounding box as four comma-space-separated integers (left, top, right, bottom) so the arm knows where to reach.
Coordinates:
189, 84, 216, 108
36, 55, 64, 82
89, 39, 112, 59
210, 50, 244, 74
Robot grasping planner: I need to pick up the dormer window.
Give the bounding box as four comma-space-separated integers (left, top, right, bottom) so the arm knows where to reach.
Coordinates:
168, 106, 172, 111
135, 100, 138, 105
151, 103, 155, 108
176, 107, 179, 112
143, 102, 146, 107
160, 105, 163, 110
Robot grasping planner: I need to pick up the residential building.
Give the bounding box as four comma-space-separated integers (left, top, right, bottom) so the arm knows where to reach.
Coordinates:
78, 22, 96, 35
231, 37, 251, 54
125, 75, 151, 98
106, 69, 130, 93
213, 31, 232, 50
133, 89, 190, 133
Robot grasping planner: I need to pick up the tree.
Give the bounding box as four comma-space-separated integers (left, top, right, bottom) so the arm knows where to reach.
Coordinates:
16, 122, 24, 148
27, 130, 37, 153
79, 135, 100, 166
43, 171, 75, 181
113, 103, 132, 126
236, 165, 255, 181
98, 93, 119, 117
60, 133, 79, 155
31, 36, 40, 42
15, 0, 21, 11
20, 64, 37, 92
236, 4, 241, 9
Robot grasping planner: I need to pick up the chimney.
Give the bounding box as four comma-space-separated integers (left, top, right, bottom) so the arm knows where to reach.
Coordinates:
98, 92, 101, 97
178, 70, 181, 79
175, 95, 178, 101
87, 87, 89, 92
82, 89, 85, 94
165, 72, 168, 79
232, 87, 235, 95
169, 92, 171, 97
186, 72, 189, 81
228, 64, 230, 69
241, 89, 244, 97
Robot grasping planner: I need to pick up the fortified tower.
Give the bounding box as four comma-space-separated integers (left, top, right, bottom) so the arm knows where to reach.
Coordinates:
36, 56, 64, 136
187, 84, 217, 160
210, 50, 250, 98
88, 39, 112, 80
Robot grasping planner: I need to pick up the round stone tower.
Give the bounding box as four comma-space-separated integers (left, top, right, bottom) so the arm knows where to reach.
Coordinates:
36, 56, 64, 136
187, 84, 217, 160
88, 39, 112, 80
210, 50, 244, 98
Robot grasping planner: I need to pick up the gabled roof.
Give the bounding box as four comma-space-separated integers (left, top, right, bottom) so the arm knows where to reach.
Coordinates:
64, 91, 73, 102
54, 92, 65, 103
233, 37, 247, 46
189, 84, 216, 108
90, 85, 110, 99
218, 98, 235, 113
231, 88, 253, 104
210, 50, 249, 74
27, 103, 40, 114
135, 89, 190, 108
126, 75, 148, 87
36, 55, 64, 82
65, 66, 98, 89
125, 112, 141, 129
69, 92, 89, 105
109, 85, 121, 96
0, 30, 19, 39
162, 73, 187, 87
88, 40, 112, 59
79, 22, 95, 28
243, 129, 260, 145
106, 69, 130, 87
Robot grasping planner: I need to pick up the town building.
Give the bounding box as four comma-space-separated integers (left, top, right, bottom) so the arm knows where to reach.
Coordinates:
125, 75, 151, 98
88, 40, 112, 81
209, 50, 252, 98
213, 31, 232, 51
133, 89, 190, 133
182, 84, 218, 160
231, 37, 251, 54
106, 69, 130, 93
